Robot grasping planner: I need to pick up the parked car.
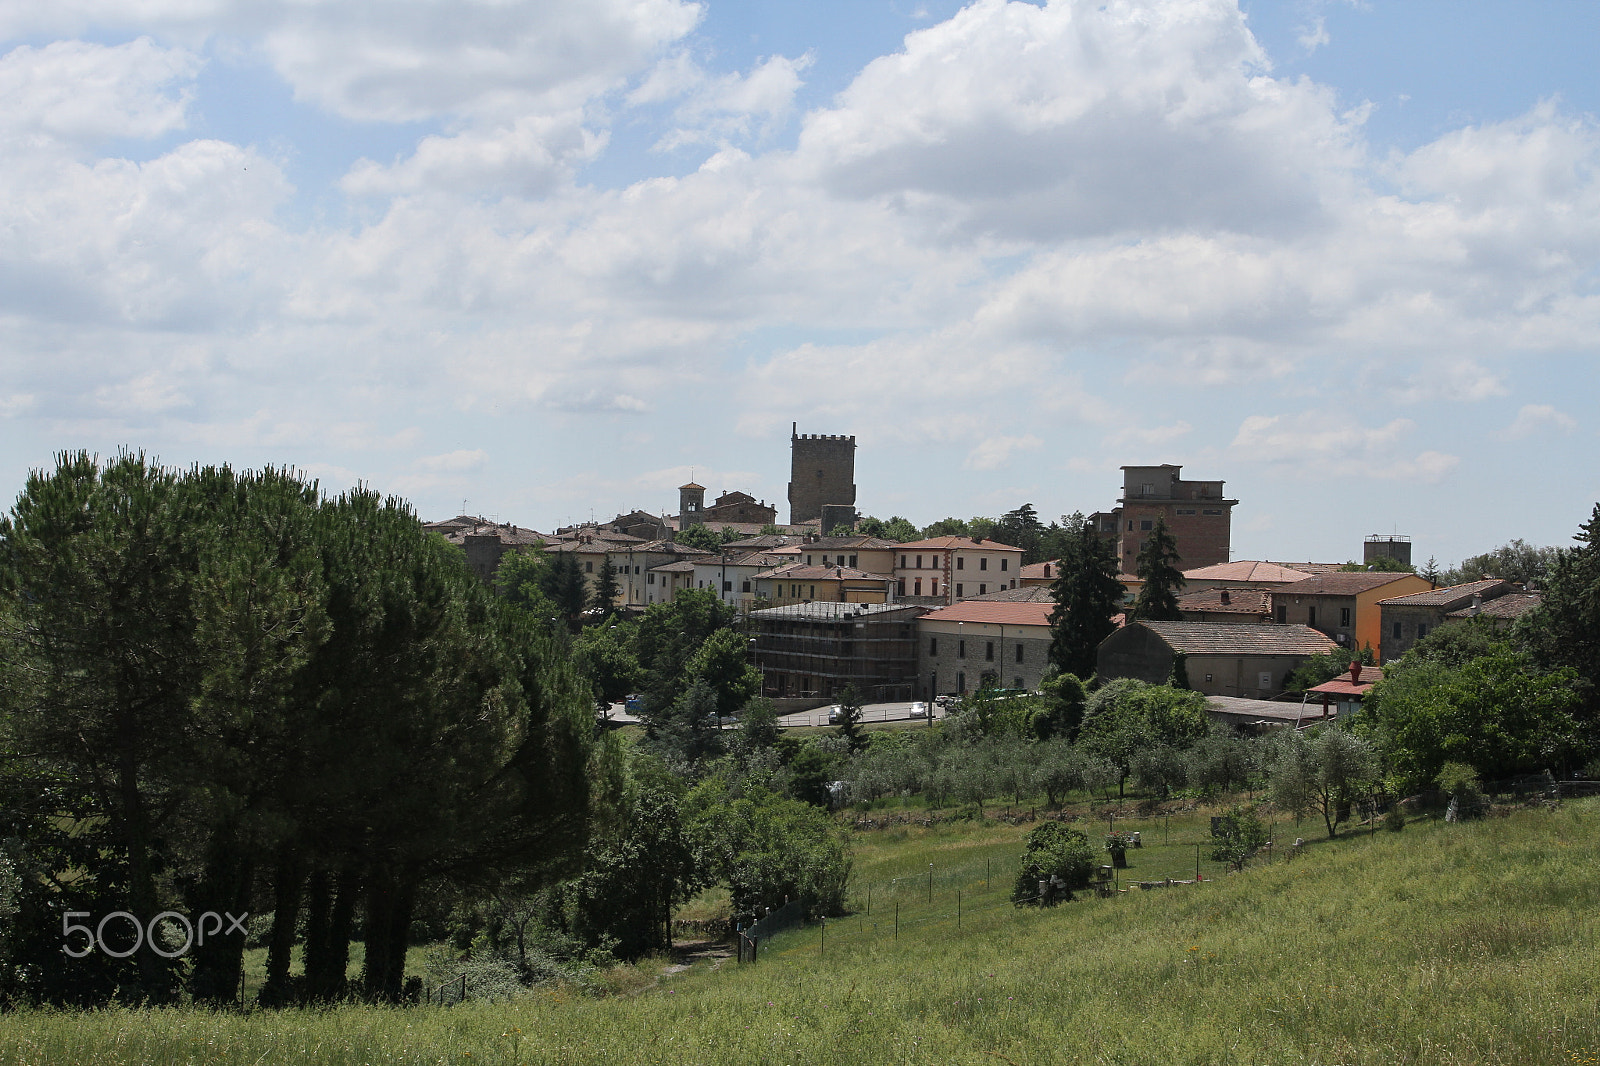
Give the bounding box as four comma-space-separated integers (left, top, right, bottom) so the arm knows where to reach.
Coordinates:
624, 694, 644, 713
826, 705, 844, 724
908, 701, 929, 718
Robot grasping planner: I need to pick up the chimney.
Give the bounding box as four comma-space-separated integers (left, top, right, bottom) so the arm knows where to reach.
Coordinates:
1349, 661, 1361, 684
1470, 594, 1482, 616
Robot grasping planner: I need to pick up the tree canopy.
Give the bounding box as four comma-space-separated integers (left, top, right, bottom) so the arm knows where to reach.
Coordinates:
1047, 514, 1125, 681
1131, 516, 1184, 621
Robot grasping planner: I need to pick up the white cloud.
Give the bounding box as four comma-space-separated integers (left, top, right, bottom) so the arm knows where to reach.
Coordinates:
1296, 16, 1329, 53
652, 52, 812, 150
1499, 403, 1576, 440
1230, 415, 1458, 483
342, 114, 606, 198
417, 449, 489, 473
964, 434, 1042, 471
0, 38, 198, 146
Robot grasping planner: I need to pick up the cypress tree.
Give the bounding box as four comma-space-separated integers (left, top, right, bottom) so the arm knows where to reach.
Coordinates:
1132, 516, 1185, 621
1047, 514, 1126, 681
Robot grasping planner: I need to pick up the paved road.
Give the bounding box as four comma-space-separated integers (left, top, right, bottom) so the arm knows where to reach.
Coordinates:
599, 699, 945, 729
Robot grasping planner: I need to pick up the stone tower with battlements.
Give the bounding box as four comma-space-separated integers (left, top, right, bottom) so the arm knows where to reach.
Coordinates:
788, 423, 856, 526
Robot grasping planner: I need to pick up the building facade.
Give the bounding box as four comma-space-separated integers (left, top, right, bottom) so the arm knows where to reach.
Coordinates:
1097, 621, 1338, 700
748, 601, 926, 702
892, 536, 1025, 606
1268, 571, 1433, 662
917, 596, 1053, 698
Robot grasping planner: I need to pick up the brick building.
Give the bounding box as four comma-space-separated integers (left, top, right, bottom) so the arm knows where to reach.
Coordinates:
1091, 464, 1236, 573
748, 601, 925, 702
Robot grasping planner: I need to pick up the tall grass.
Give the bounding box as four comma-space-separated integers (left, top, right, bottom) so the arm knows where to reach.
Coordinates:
4, 802, 1597, 1065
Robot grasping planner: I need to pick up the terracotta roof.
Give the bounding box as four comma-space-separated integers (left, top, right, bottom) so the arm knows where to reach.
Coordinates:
964, 585, 1056, 603
1271, 572, 1426, 597
1307, 665, 1385, 696
1378, 578, 1507, 607
1263, 560, 1346, 575
749, 602, 927, 621
650, 560, 696, 573
1446, 591, 1542, 619
722, 534, 805, 549
1132, 621, 1338, 657
920, 600, 1054, 627
633, 539, 715, 555
1183, 560, 1312, 584
894, 536, 1023, 552
445, 525, 546, 548
752, 563, 888, 582
796, 536, 899, 551
1177, 587, 1274, 615
1021, 559, 1059, 580
678, 481, 705, 490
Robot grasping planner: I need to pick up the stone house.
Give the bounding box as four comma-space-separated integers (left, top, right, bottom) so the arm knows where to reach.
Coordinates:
1097, 621, 1338, 699
1267, 571, 1434, 662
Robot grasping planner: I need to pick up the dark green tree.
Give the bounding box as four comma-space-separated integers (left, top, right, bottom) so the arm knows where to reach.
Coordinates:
1444, 538, 1563, 587
495, 548, 558, 623
591, 558, 621, 613
1030, 670, 1088, 741
634, 589, 736, 727
832, 684, 866, 752
1209, 804, 1269, 870
1012, 822, 1095, 905
674, 524, 722, 552
1131, 516, 1184, 621
1047, 514, 1125, 681
1521, 504, 1600, 717
997, 503, 1046, 562
573, 621, 640, 707
542, 552, 590, 631
921, 517, 970, 538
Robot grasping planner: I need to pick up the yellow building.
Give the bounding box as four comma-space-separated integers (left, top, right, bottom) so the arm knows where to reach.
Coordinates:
1268, 571, 1434, 662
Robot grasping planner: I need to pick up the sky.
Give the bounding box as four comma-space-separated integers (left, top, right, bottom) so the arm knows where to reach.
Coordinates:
1, 0, 1597, 569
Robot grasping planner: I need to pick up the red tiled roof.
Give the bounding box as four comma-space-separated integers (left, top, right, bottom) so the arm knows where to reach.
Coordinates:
1445, 591, 1542, 619
1378, 578, 1507, 607
894, 536, 1023, 552
1183, 561, 1312, 584
752, 563, 888, 582
1177, 587, 1274, 615
1272, 572, 1426, 596
921, 601, 1054, 627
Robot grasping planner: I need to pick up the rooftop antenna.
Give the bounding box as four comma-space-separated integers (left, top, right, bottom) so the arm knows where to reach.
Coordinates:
462, 498, 468, 516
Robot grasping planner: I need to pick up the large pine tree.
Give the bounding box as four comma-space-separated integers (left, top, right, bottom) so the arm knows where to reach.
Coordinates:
1132, 516, 1185, 621
1047, 514, 1126, 680
1523, 502, 1600, 722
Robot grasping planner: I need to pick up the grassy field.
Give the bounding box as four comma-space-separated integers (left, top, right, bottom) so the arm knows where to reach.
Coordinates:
4, 800, 1598, 1065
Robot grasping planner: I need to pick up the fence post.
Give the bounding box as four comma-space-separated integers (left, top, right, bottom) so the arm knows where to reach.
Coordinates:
894, 903, 899, 942
867, 884, 871, 915
928, 864, 933, 903
820, 917, 825, 957
460, 972, 467, 1004
957, 890, 961, 930
986, 858, 990, 889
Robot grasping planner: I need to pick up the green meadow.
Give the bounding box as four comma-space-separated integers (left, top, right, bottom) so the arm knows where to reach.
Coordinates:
4, 800, 1598, 1066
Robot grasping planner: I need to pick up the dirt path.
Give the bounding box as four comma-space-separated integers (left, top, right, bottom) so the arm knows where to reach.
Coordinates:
660, 937, 735, 977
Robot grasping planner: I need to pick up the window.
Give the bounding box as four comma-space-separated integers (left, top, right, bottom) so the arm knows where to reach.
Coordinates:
806, 555, 813, 565
837, 555, 845, 565
979, 557, 988, 571
1015, 644, 1024, 663
808, 585, 815, 598
931, 581, 939, 597
1013, 677, 1023, 690
1127, 521, 1134, 531
914, 578, 922, 596
1203, 509, 1223, 516
978, 584, 987, 595
1140, 519, 1153, 531
930, 637, 938, 655
957, 557, 965, 570
742, 580, 751, 593
1000, 559, 1008, 572
916, 555, 923, 568
585, 560, 594, 572
634, 566, 641, 574
985, 641, 994, 661
1141, 483, 1155, 495
1418, 623, 1429, 639
897, 579, 905, 595
648, 573, 656, 584
1308, 606, 1317, 627
956, 583, 964, 597
1176, 508, 1196, 515
1276, 605, 1287, 623
849, 555, 857, 567
723, 581, 732, 592
1392, 621, 1402, 640
901, 555, 907, 568
958, 640, 966, 658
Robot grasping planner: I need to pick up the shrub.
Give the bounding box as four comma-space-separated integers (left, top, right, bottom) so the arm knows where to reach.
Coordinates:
1012, 823, 1095, 905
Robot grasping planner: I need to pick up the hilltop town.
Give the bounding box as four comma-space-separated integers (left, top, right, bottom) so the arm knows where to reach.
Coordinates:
426, 425, 1546, 713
